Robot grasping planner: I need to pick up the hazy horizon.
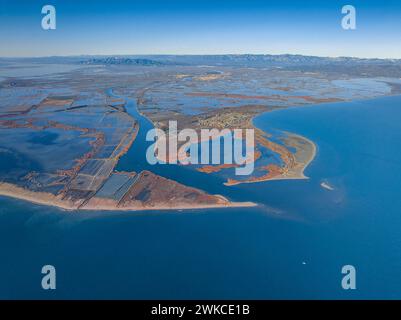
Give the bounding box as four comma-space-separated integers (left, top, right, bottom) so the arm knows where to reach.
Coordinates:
1, 0, 401, 59
1, 52, 401, 61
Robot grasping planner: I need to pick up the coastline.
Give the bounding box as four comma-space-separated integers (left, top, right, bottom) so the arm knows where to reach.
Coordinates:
0, 182, 256, 212
4, 85, 397, 213
0, 88, 258, 214
223, 140, 316, 186
219, 117, 317, 186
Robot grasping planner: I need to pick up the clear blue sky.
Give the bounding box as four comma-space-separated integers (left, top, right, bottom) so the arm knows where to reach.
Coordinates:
0, 0, 400, 58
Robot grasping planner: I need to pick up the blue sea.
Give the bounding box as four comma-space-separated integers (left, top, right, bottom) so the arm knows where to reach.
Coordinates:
1, 95, 401, 299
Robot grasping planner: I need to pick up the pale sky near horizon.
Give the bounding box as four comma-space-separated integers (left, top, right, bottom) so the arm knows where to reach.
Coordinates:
0, 0, 400, 59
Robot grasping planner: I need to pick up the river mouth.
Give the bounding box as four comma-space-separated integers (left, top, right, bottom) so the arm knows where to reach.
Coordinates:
107, 88, 325, 211
107, 88, 401, 224
108, 88, 253, 203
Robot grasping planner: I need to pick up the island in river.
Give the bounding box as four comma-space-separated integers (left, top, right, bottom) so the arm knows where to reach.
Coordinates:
1, 55, 401, 212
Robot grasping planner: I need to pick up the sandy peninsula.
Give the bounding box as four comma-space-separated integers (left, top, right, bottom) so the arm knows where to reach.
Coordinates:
0, 173, 256, 212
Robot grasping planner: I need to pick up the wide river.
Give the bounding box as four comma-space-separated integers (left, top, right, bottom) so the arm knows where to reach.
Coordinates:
1, 94, 400, 299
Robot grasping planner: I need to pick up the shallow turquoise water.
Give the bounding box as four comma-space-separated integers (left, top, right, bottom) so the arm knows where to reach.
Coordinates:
0, 95, 400, 299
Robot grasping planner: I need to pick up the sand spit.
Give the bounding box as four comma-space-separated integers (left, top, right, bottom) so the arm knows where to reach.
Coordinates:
223, 132, 317, 186
0, 175, 256, 213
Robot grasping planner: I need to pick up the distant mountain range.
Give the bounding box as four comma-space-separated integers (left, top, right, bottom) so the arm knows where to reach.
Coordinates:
2, 54, 401, 77
75, 54, 401, 77
80, 57, 164, 66
77, 54, 401, 67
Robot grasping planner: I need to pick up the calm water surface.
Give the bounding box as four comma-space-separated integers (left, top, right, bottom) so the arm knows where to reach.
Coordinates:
1, 95, 400, 299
